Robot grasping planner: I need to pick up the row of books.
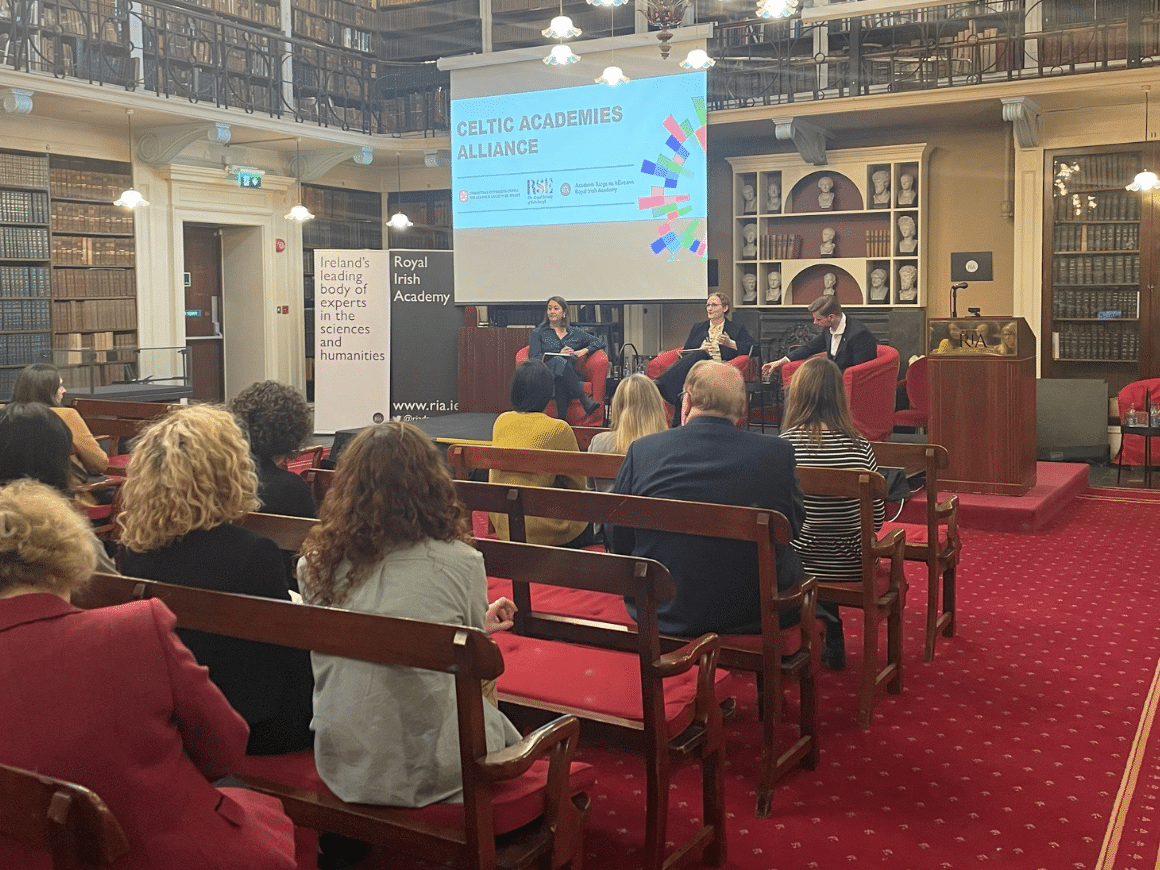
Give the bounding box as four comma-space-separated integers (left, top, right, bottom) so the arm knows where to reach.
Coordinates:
377, 88, 448, 134
293, 12, 374, 52
0, 152, 49, 191
866, 229, 891, 259
0, 299, 51, 332
54, 331, 130, 364
1041, 24, 1158, 78
52, 202, 134, 236
174, 0, 280, 27
1052, 189, 1141, 222
51, 268, 136, 299
1052, 289, 1138, 320
295, 0, 375, 26
1055, 152, 1141, 191
303, 220, 382, 250
0, 332, 51, 367
1051, 253, 1140, 286
0, 266, 50, 298
758, 234, 802, 260
0, 227, 50, 259
51, 237, 134, 267
50, 169, 132, 204
1055, 323, 1138, 363
380, 0, 478, 28
1053, 222, 1140, 253
302, 186, 381, 222
52, 298, 137, 332
0, 190, 50, 225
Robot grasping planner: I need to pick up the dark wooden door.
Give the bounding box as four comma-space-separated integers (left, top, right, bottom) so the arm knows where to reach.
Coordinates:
183, 225, 224, 402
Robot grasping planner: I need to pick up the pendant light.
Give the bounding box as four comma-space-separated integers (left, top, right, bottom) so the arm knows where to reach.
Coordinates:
596, 5, 628, 87
387, 154, 412, 230
285, 138, 314, 222
1126, 89, 1160, 192
114, 109, 149, 210
543, 0, 580, 64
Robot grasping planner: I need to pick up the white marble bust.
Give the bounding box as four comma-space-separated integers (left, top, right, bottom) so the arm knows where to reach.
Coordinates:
765, 271, 782, 303
817, 176, 835, 210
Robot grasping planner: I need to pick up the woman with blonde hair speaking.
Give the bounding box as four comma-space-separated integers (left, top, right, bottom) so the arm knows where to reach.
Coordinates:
119, 404, 314, 756
0, 479, 295, 869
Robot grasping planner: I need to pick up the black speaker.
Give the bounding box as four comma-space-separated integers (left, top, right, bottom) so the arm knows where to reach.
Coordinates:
707, 259, 718, 287
950, 251, 993, 282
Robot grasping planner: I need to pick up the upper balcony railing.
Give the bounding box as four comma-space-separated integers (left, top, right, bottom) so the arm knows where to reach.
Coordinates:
0, 0, 450, 135
706, 0, 1158, 110
2, 0, 1155, 128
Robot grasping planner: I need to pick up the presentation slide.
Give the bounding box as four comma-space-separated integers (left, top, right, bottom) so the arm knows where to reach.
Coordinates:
448, 65, 707, 305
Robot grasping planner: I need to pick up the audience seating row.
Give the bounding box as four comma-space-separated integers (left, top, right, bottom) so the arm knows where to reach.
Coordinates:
0, 761, 128, 870
75, 571, 592, 870
69, 398, 178, 469
447, 446, 820, 816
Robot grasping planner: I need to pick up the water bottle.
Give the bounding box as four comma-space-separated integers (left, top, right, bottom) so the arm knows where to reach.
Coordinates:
1150, 394, 1160, 430
1127, 403, 1139, 427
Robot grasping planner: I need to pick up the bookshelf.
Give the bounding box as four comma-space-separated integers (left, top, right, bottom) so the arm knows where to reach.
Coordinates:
377, 0, 481, 61
301, 184, 382, 400
48, 155, 137, 391
1042, 144, 1160, 393
727, 144, 929, 310
0, 150, 52, 401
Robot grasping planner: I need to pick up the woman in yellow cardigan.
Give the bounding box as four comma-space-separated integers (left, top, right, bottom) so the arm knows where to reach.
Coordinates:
12, 364, 109, 492
489, 360, 594, 547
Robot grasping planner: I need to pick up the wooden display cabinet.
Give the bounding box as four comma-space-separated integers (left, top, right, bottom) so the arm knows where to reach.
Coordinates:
727, 144, 929, 311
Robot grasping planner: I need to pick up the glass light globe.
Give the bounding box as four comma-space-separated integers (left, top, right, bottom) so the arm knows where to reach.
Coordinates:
544, 44, 580, 65
680, 49, 715, 70
388, 211, 413, 229
114, 188, 148, 209
542, 15, 580, 38
1126, 170, 1160, 192
285, 204, 315, 222
596, 65, 629, 86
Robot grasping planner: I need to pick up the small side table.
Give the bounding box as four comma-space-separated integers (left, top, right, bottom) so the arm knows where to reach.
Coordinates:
745, 378, 782, 433
1119, 421, 1160, 487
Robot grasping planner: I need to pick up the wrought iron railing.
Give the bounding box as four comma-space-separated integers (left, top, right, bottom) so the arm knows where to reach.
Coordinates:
0, 0, 450, 135
706, 0, 1158, 110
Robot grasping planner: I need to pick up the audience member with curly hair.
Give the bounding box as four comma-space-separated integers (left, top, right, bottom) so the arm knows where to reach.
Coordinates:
230, 380, 316, 518
299, 421, 520, 808
119, 404, 314, 755
0, 479, 296, 870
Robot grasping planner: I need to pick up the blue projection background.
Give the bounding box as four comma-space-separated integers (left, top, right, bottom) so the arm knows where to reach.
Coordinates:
451, 73, 707, 261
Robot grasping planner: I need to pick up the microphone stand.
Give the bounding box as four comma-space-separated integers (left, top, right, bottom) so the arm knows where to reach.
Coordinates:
950, 283, 968, 318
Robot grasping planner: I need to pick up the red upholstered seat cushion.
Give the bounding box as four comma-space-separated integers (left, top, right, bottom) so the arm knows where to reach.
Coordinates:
107, 453, 132, 469
494, 634, 735, 739
881, 520, 950, 549
237, 750, 595, 836
486, 578, 635, 625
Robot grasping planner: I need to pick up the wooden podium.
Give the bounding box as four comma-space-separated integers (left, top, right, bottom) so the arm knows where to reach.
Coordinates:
926, 317, 1037, 496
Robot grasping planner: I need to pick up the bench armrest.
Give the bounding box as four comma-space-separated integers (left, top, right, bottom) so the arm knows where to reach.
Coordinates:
477, 714, 581, 783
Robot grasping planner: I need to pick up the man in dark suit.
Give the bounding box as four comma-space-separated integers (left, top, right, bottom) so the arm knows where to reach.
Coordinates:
761, 295, 877, 376
607, 361, 806, 637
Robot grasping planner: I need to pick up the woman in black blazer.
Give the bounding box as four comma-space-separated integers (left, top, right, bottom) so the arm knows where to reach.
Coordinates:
654, 292, 755, 425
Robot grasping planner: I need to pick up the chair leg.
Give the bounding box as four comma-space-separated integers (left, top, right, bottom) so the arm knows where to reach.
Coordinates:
642, 753, 669, 870
923, 563, 939, 662
941, 563, 956, 638
755, 665, 780, 818
701, 744, 727, 866
887, 599, 904, 697
857, 611, 877, 729
799, 664, 820, 771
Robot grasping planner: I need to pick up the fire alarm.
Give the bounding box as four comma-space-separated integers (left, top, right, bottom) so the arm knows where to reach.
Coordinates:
275, 239, 286, 253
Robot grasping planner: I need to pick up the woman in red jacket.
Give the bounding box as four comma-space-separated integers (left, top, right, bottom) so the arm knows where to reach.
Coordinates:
0, 478, 296, 870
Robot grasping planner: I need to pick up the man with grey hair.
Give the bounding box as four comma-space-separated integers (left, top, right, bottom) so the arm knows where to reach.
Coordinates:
608, 361, 805, 636
761, 295, 877, 377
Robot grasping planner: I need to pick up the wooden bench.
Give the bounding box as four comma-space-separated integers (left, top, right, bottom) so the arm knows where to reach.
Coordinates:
453, 479, 819, 819
77, 573, 592, 870
870, 441, 961, 661
0, 762, 128, 869
475, 538, 728, 870
794, 466, 906, 728
69, 398, 178, 466
447, 443, 625, 484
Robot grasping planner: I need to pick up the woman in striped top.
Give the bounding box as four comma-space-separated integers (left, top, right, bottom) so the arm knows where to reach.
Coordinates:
780, 357, 884, 671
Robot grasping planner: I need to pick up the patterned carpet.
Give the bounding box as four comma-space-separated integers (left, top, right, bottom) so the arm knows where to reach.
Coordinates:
295, 487, 1160, 870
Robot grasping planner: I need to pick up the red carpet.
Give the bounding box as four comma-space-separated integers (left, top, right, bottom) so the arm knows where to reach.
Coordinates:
292, 487, 1160, 870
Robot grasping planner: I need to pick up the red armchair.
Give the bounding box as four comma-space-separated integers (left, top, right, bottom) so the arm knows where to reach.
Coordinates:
648, 348, 753, 424
892, 356, 929, 433
1115, 377, 1160, 473
782, 345, 900, 442
515, 346, 608, 427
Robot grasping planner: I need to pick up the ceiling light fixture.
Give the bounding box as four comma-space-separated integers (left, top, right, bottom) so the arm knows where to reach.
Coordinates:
543, 0, 581, 64
114, 109, 149, 210
1127, 89, 1160, 192
647, 0, 687, 60
756, 0, 800, 19
596, 5, 629, 87
680, 48, 714, 70
387, 154, 413, 230
284, 138, 314, 222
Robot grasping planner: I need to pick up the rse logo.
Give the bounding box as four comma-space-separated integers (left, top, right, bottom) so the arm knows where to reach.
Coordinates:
527, 179, 552, 196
